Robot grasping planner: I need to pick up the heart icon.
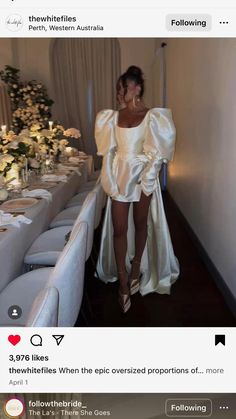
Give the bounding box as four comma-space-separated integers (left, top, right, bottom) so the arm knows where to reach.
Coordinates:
8, 335, 21, 346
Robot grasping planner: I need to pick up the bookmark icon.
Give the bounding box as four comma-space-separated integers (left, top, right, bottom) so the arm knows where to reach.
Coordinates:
215, 335, 226, 346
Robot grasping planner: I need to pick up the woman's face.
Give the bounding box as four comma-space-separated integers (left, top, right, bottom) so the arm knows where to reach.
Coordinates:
118, 79, 140, 104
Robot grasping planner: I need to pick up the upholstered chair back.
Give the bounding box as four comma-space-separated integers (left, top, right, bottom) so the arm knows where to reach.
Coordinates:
71, 192, 96, 260
48, 221, 88, 326
26, 287, 59, 327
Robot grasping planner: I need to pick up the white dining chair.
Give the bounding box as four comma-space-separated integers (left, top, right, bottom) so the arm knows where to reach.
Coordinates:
24, 224, 73, 266
0, 222, 88, 327
26, 287, 59, 327
77, 179, 97, 193
0, 287, 59, 327
49, 182, 103, 230
49, 181, 100, 228
49, 205, 82, 228
65, 182, 105, 229
67, 191, 96, 261
24, 191, 97, 267
65, 190, 89, 208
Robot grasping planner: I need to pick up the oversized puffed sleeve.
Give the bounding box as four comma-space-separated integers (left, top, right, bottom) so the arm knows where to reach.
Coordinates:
141, 108, 176, 196
95, 109, 119, 197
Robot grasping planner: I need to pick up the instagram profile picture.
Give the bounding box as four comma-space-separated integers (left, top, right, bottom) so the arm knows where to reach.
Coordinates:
3, 397, 25, 418
5, 14, 23, 32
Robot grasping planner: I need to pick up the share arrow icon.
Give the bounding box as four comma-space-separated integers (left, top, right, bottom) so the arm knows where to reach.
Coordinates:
52, 335, 64, 346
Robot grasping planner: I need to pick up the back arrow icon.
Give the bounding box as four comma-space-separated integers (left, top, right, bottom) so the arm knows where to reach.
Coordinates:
52, 335, 64, 346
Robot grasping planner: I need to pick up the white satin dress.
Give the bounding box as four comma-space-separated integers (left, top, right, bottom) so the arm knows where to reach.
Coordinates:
95, 108, 180, 295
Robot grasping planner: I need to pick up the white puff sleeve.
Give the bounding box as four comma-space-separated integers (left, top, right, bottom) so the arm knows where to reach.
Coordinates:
140, 108, 176, 196
95, 109, 119, 197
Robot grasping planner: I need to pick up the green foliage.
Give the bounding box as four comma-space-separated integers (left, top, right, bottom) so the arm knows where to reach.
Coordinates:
9, 142, 30, 157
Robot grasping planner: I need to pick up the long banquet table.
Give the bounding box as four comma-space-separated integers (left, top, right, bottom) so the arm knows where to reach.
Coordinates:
0, 164, 88, 292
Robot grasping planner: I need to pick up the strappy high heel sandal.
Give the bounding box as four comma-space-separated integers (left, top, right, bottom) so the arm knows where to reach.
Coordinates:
118, 271, 131, 314
129, 259, 141, 296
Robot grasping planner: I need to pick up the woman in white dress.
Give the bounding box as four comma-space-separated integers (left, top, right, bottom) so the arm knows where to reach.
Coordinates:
95, 66, 179, 313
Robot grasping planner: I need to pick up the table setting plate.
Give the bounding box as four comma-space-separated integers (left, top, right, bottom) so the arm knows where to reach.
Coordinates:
62, 165, 78, 169
28, 182, 57, 190
0, 197, 38, 211
63, 162, 80, 167
54, 171, 70, 175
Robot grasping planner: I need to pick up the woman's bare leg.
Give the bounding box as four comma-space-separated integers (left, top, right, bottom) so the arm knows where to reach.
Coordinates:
131, 192, 152, 279
111, 199, 130, 293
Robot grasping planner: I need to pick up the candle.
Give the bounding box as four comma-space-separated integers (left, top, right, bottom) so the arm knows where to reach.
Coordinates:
49, 121, 53, 131
25, 157, 28, 181
1, 125, 7, 135
0, 188, 8, 201
65, 147, 73, 156
21, 169, 25, 184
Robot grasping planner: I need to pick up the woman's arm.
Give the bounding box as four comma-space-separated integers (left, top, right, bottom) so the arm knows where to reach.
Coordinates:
140, 108, 176, 196
95, 109, 119, 197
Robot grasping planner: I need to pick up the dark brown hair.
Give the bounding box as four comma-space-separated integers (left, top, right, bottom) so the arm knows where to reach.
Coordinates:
117, 65, 145, 100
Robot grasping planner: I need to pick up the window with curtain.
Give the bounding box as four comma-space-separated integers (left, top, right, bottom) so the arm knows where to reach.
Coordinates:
50, 39, 121, 162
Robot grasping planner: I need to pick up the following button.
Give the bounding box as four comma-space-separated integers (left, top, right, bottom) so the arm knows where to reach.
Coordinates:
166, 14, 211, 31
165, 398, 212, 417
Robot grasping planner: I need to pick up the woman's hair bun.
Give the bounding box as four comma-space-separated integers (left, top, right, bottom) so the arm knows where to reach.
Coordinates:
117, 65, 145, 98
126, 66, 143, 78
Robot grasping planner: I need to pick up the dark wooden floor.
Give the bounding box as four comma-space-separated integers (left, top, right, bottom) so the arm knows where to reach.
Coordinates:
76, 192, 236, 327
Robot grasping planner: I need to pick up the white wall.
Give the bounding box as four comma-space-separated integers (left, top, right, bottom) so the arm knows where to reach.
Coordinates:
0, 39, 13, 66
0, 38, 53, 97
162, 38, 236, 298
118, 38, 156, 106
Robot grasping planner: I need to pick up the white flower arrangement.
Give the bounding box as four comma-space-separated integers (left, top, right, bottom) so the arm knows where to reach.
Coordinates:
0, 115, 81, 177
27, 123, 69, 157
63, 128, 81, 139
0, 129, 33, 176
0, 154, 15, 175
0, 153, 14, 167
0, 65, 54, 133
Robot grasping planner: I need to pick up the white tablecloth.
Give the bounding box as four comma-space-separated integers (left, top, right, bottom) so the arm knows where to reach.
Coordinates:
0, 165, 87, 292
